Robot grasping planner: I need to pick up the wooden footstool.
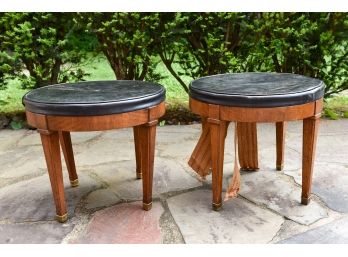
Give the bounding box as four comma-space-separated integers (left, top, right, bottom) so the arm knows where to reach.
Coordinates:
188, 73, 324, 210
23, 81, 165, 222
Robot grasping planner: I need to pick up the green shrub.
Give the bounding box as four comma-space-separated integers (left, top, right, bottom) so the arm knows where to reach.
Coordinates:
79, 13, 162, 81
248, 13, 348, 97
155, 12, 348, 96
0, 13, 88, 89
155, 13, 254, 92
1, 12, 347, 98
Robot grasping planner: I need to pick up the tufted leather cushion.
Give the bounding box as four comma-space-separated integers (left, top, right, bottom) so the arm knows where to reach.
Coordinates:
23, 80, 166, 116
189, 73, 325, 108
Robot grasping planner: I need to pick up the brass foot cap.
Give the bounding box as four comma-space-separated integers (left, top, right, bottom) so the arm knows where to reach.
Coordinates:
143, 202, 152, 211
70, 179, 79, 187
276, 164, 284, 171
136, 173, 142, 179
301, 197, 311, 205
56, 213, 68, 223
212, 202, 222, 211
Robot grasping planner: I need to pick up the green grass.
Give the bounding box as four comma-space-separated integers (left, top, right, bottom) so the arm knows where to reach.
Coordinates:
82, 56, 116, 81
323, 95, 348, 119
0, 79, 28, 114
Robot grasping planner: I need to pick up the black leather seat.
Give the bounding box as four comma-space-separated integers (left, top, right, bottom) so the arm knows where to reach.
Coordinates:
23, 80, 166, 116
189, 73, 325, 108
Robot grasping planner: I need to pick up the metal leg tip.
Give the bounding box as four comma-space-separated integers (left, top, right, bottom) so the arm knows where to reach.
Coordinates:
301, 197, 311, 205
56, 213, 68, 223
276, 164, 284, 171
212, 202, 222, 211
70, 179, 79, 187
143, 202, 152, 211
136, 173, 142, 179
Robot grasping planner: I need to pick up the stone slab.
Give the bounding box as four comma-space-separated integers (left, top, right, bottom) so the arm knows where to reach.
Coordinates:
0, 129, 26, 151
0, 172, 100, 222
259, 145, 302, 171
85, 188, 121, 209
69, 131, 104, 145
74, 139, 135, 166
156, 124, 201, 134
167, 189, 284, 243
157, 139, 200, 159
0, 222, 74, 243
92, 158, 202, 200
157, 130, 235, 165
279, 216, 348, 244
97, 128, 134, 142
74, 202, 164, 243
16, 130, 41, 146
285, 131, 348, 165
279, 119, 348, 135
239, 170, 327, 225
0, 145, 46, 179
285, 162, 348, 213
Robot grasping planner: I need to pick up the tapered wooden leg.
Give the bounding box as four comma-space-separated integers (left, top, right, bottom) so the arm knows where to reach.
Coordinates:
133, 126, 142, 179
39, 130, 67, 222
276, 122, 286, 171
208, 118, 227, 211
58, 131, 78, 187
237, 122, 259, 171
301, 116, 320, 205
138, 121, 157, 211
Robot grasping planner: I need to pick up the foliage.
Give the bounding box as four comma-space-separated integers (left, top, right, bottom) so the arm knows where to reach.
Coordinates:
9, 120, 23, 129
248, 13, 348, 97
0, 13, 88, 89
156, 13, 348, 97
1, 12, 348, 97
80, 13, 162, 81
154, 13, 254, 92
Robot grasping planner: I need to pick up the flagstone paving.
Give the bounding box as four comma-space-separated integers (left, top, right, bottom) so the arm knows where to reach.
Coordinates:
73, 202, 164, 244
0, 119, 347, 243
278, 216, 348, 244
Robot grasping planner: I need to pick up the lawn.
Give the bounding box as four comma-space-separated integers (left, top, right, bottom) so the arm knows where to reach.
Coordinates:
1, 56, 348, 121
0, 78, 29, 115
324, 95, 348, 119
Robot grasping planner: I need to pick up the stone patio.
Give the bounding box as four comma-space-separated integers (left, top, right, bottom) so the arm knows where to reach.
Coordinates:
0, 119, 347, 243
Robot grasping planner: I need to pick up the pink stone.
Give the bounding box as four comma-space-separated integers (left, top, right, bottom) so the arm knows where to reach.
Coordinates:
75, 202, 164, 243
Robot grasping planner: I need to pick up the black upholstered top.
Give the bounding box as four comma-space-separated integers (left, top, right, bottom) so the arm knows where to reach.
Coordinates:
189, 73, 325, 107
23, 80, 166, 116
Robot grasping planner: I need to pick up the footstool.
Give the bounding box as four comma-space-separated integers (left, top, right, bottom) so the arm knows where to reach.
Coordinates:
188, 72, 324, 210
23, 80, 165, 222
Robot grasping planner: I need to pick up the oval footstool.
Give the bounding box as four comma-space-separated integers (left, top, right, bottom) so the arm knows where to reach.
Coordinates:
188, 72, 324, 210
23, 80, 166, 222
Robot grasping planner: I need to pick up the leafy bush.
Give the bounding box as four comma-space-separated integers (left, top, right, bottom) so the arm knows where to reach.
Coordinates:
247, 13, 348, 97
1, 12, 347, 98
80, 13, 162, 81
0, 13, 88, 89
155, 13, 256, 92
158, 13, 348, 97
